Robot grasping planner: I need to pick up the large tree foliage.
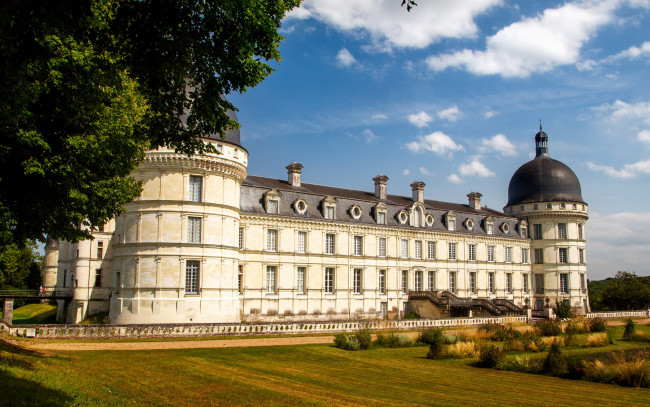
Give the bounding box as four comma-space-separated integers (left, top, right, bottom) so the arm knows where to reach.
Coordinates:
589, 272, 650, 311
0, 0, 299, 243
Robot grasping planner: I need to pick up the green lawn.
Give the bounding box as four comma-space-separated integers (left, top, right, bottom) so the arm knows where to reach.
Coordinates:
1, 333, 649, 406
9, 303, 58, 325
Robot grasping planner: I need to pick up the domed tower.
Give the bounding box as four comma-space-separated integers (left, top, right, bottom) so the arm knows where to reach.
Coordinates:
504, 125, 589, 315
109, 107, 248, 324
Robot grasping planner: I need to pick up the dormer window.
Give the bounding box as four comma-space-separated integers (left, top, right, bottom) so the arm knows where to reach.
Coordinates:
501, 222, 510, 234
484, 216, 495, 235
446, 211, 457, 231
374, 203, 387, 225
464, 218, 474, 231
411, 204, 424, 227
349, 204, 362, 220
264, 189, 282, 214
397, 210, 408, 225
293, 198, 308, 215
425, 214, 434, 227
519, 221, 528, 238
321, 196, 337, 220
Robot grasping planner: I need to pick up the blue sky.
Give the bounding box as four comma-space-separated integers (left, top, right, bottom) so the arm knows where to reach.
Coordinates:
228, 0, 650, 280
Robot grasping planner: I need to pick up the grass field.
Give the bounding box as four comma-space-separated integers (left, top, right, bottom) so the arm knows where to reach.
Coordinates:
8, 303, 58, 325
2, 327, 649, 406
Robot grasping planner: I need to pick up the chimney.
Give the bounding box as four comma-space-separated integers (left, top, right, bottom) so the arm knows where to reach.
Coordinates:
410, 181, 425, 203
373, 175, 389, 200
467, 192, 482, 210
286, 163, 303, 187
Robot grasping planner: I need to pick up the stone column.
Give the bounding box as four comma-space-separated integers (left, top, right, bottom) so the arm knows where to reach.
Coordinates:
2, 299, 13, 324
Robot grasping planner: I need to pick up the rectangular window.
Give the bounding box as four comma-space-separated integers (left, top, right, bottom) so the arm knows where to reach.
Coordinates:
522, 248, 529, 264
297, 231, 306, 254
427, 241, 436, 260
415, 270, 423, 291
534, 248, 544, 264
400, 239, 408, 259
354, 236, 363, 256
185, 260, 200, 294
505, 246, 512, 263
449, 271, 456, 293
267, 199, 279, 214
580, 274, 586, 293
98, 224, 105, 232
188, 217, 202, 243
325, 268, 334, 294
325, 233, 335, 255
378, 237, 387, 257
488, 272, 495, 293
487, 245, 495, 262
534, 224, 542, 240
238, 265, 244, 294
266, 229, 278, 251
546, 203, 553, 209
401, 270, 408, 294
579, 248, 585, 264
380, 302, 388, 318
266, 266, 277, 293
560, 273, 569, 293
353, 268, 362, 294
469, 272, 477, 294
97, 241, 103, 259
238, 227, 244, 249
535, 274, 544, 294
94, 269, 102, 288
559, 247, 568, 263
377, 212, 386, 225
325, 206, 335, 219
428, 270, 435, 291
378, 270, 386, 294
448, 243, 457, 260
506, 273, 513, 293
535, 299, 544, 311
520, 226, 528, 238
448, 219, 456, 231
486, 223, 494, 235
468, 244, 476, 261
558, 223, 567, 239
578, 224, 584, 240
188, 175, 202, 202
297, 267, 306, 294
523, 273, 529, 293
415, 240, 423, 259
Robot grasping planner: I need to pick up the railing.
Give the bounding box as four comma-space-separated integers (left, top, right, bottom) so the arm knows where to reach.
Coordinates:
440, 291, 473, 308
408, 291, 450, 308
493, 299, 523, 314
0, 289, 39, 296
0, 289, 71, 298
472, 298, 502, 315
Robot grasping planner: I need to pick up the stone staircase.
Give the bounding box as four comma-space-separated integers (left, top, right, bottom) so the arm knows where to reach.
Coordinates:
408, 291, 523, 316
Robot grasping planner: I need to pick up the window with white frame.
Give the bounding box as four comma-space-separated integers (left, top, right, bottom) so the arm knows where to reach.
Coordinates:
487, 245, 495, 262
415, 270, 423, 291
468, 244, 476, 261
449, 271, 456, 293
558, 223, 567, 239
427, 241, 436, 259
400, 239, 408, 259
238, 265, 244, 293
188, 175, 202, 202
266, 229, 278, 251
506, 273, 513, 293
297, 267, 306, 294
559, 247, 568, 263
325, 205, 335, 220
534, 248, 544, 264
354, 236, 363, 256
520, 224, 528, 238
353, 268, 362, 294
449, 243, 457, 260
297, 231, 306, 254
266, 266, 277, 293
187, 217, 202, 243
325, 233, 335, 255
428, 270, 435, 291
523, 273, 529, 293
522, 248, 529, 264
401, 270, 408, 293
505, 246, 512, 263
486, 222, 494, 235
378, 270, 386, 294
448, 218, 456, 231
267, 199, 279, 214
415, 240, 423, 259
238, 227, 244, 249
185, 260, 200, 294
378, 237, 387, 257
413, 208, 421, 227
325, 268, 335, 293
535, 274, 544, 294
377, 211, 386, 225
579, 248, 585, 264
488, 272, 495, 293
534, 224, 542, 240
469, 272, 477, 294
578, 224, 584, 240
560, 273, 569, 293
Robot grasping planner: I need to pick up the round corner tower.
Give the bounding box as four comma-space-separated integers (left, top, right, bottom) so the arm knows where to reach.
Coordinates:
504, 126, 589, 315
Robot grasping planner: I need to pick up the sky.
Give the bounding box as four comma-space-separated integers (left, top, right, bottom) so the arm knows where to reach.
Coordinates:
227, 0, 650, 281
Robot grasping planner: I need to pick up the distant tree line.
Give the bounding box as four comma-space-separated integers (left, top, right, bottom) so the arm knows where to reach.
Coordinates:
589, 271, 650, 311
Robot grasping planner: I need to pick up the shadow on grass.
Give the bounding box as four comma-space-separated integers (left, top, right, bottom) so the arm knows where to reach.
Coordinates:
0, 369, 75, 407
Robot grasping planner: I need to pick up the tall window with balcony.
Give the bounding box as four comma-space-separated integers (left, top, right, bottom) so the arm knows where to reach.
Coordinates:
353, 269, 362, 294
415, 240, 423, 259
185, 261, 200, 294
378, 237, 387, 257
325, 233, 335, 255
188, 175, 202, 202
427, 241, 436, 259
448, 243, 457, 260
266, 229, 278, 251
535, 274, 544, 294
266, 266, 277, 293
354, 236, 363, 256
188, 217, 202, 243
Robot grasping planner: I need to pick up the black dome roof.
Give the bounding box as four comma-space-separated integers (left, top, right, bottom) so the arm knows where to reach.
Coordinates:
506, 128, 584, 207
203, 105, 241, 146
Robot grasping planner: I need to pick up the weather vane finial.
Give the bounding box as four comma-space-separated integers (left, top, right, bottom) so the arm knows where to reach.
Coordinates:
539, 119, 542, 132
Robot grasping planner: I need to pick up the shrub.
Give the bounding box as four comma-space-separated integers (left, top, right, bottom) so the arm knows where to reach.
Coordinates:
446, 341, 477, 358
397, 334, 414, 348
586, 332, 609, 347
543, 339, 567, 376
612, 351, 648, 388
623, 319, 637, 341
444, 334, 459, 345
554, 300, 572, 319
534, 320, 562, 337
418, 328, 443, 345
346, 336, 360, 351
564, 328, 578, 348
606, 328, 616, 344
426, 330, 446, 359
355, 328, 372, 350
566, 356, 586, 379
374, 333, 387, 347
507, 355, 539, 373
334, 333, 348, 349
476, 345, 504, 369
589, 317, 607, 333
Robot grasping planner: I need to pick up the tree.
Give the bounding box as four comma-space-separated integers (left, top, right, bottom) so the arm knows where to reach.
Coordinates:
0, 0, 300, 243
600, 271, 650, 310
0, 239, 42, 291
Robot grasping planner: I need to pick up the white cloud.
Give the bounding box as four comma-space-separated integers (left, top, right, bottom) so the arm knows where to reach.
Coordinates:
437, 105, 462, 122
447, 174, 463, 184
587, 159, 650, 178
638, 130, 650, 144
361, 129, 377, 143
480, 134, 517, 157
405, 131, 464, 156
484, 110, 497, 119
335, 48, 357, 67
594, 100, 650, 125
458, 159, 496, 177
288, 0, 503, 50
402, 169, 410, 175
419, 167, 431, 176
371, 113, 387, 120
408, 111, 433, 128
425, 1, 619, 77
605, 41, 650, 62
